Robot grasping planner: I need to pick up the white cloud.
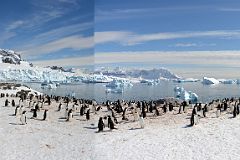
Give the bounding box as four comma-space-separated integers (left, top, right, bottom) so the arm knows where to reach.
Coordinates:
32, 56, 94, 67
95, 31, 132, 44
95, 50, 240, 68
6, 20, 24, 31
95, 30, 240, 46
21, 35, 93, 57
175, 43, 197, 47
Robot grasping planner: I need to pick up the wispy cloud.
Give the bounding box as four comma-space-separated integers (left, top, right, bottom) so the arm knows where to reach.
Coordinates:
95, 50, 240, 68
172, 42, 216, 47
95, 30, 240, 46
21, 35, 93, 57
219, 8, 240, 12
32, 55, 94, 67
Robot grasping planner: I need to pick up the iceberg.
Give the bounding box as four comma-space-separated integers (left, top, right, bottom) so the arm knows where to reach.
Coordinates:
174, 86, 198, 103
218, 79, 236, 84
202, 77, 219, 85
173, 78, 199, 83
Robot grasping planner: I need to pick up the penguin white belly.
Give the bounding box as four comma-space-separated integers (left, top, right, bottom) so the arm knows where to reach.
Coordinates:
194, 115, 199, 125
139, 117, 144, 128
20, 114, 26, 125
68, 113, 73, 121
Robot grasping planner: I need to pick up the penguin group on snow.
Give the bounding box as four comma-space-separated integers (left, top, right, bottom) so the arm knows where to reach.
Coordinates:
1, 91, 240, 132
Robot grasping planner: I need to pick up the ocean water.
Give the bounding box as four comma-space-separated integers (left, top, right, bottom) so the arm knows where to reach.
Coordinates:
23, 81, 240, 103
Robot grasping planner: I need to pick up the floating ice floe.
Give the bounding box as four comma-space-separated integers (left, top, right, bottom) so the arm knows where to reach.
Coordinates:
82, 73, 112, 83
105, 78, 133, 93
140, 79, 160, 85
174, 86, 198, 103
173, 78, 199, 83
202, 77, 220, 85
41, 80, 57, 89
218, 79, 236, 84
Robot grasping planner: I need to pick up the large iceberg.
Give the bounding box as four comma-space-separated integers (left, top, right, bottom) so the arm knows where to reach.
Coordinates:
174, 86, 198, 103
202, 77, 220, 85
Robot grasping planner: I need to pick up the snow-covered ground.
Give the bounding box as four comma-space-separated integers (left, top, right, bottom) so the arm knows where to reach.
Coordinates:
1, 94, 240, 160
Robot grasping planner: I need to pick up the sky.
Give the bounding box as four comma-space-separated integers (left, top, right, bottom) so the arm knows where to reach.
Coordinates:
95, 0, 240, 78
0, 0, 94, 68
1, 0, 240, 78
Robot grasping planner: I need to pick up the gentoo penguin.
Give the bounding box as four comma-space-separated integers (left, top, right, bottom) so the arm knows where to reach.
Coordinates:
58, 103, 62, 111
80, 106, 84, 116
32, 108, 37, 119
20, 111, 27, 125
15, 106, 20, 116
5, 99, 9, 107
98, 117, 105, 132
233, 105, 237, 118
12, 99, 15, 107
108, 116, 115, 130
42, 109, 48, 121
216, 104, 221, 118
66, 109, 73, 122
139, 116, 144, 129
86, 109, 90, 120
65, 108, 69, 119
103, 116, 108, 127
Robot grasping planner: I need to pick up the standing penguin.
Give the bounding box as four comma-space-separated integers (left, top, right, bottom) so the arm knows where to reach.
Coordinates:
108, 116, 115, 130
98, 117, 105, 132
5, 99, 9, 107
139, 115, 144, 129
233, 105, 237, 118
20, 111, 27, 125
66, 109, 73, 122
32, 108, 37, 119
58, 103, 62, 111
86, 109, 90, 121
80, 106, 84, 116
12, 99, 15, 107
42, 109, 48, 121
15, 106, 20, 116
65, 108, 69, 119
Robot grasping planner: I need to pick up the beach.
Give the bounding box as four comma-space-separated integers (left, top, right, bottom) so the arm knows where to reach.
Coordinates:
1, 87, 240, 160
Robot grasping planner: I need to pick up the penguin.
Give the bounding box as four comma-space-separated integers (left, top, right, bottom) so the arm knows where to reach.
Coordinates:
12, 99, 15, 107
122, 107, 128, 121
216, 109, 221, 118
32, 108, 37, 119
42, 109, 48, 121
5, 99, 9, 107
15, 106, 20, 116
65, 108, 69, 119
103, 116, 108, 127
20, 111, 27, 125
86, 109, 90, 120
80, 106, 84, 116
139, 116, 144, 129
98, 117, 105, 132
58, 103, 62, 111
108, 116, 115, 130
66, 109, 73, 122
233, 105, 237, 118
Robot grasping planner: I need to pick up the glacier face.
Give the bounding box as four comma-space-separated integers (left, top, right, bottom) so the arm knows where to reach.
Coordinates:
0, 63, 70, 82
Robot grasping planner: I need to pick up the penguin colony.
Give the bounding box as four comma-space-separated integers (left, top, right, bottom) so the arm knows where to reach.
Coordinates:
1, 92, 240, 131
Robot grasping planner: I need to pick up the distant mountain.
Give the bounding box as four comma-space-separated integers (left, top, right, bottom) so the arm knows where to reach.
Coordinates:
98, 67, 181, 80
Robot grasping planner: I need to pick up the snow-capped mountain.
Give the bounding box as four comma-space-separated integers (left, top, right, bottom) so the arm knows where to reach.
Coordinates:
0, 49, 73, 82
98, 67, 181, 80
0, 49, 24, 65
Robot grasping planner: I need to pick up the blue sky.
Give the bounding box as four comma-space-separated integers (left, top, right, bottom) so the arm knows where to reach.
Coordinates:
95, 0, 240, 78
1, 0, 240, 78
0, 0, 94, 67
